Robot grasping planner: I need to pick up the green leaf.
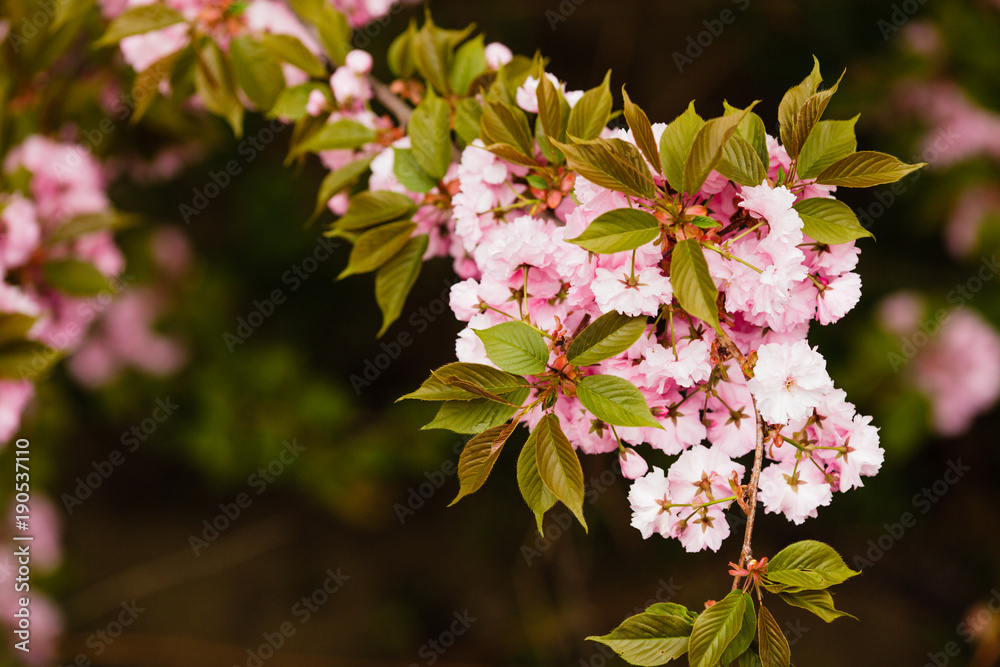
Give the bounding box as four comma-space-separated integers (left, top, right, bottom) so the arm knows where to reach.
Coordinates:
409, 91, 452, 181
553, 137, 657, 200
312, 5, 351, 65
684, 102, 758, 194
0, 314, 37, 346
757, 605, 791, 667
576, 374, 661, 429
259, 33, 326, 78
475, 321, 549, 375
717, 135, 768, 187
393, 148, 438, 194
42, 260, 111, 296
449, 34, 487, 96
793, 197, 873, 244
194, 40, 243, 137
423, 390, 527, 433
646, 603, 698, 624
796, 116, 858, 180
482, 143, 539, 167
337, 221, 416, 279
481, 100, 534, 158
786, 71, 844, 159
567, 70, 612, 141
46, 210, 137, 244
231, 36, 285, 111
310, 156, 373, 223
690, 215, 721, 229
766, 569, 828, 592
450, 423, 518, 505
517, 427, 557, 533
296, 119, 377, 154
413, 15, 452, 94
533, 414, 587, 530
778, 56, 822, 154
587, 612, 694, 666
94, 4, 185, 47
387, 19, 417, 77
401, 362, 528, 402
268, 83, 328, 121
567, 207, 660, 254
725, 102, 769, 169
375, 234, 427, 337
623, 85, 661, 174
454, 98, 483, 145
671, 239, 720, 332
687, 591, 749, 667
815, 151, 925, 187
739, 650, 764, 667
567, 312, 648, 366
131, 48, 182, 123
777, 589, 856, 623
659, 101, 704, 193
536, 70, 563, 144
767, 540, 859, 590
0, 341, 60, 380
333, 190, 417, 231
720, 596, 757, 665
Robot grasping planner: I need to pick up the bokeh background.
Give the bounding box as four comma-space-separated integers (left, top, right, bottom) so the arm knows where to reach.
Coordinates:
5, 0, 1000, 664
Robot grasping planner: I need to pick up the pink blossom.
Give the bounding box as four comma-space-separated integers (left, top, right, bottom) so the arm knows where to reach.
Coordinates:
591, 266, 672, 317
627, 467, 674, 539
673, 501, 730, 553
0, 380, 33, 443
816, 271, 861, 325
914, 309, 1000, 436
758, 457, 833, 524
666, 444, 744, 506
747, 340, 834, 425
484, 42, 513, 69
0, 194, 40, 269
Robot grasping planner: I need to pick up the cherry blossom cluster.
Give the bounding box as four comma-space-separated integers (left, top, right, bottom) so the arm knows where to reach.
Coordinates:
375, 71, 886, 552
0, 136, 125, 443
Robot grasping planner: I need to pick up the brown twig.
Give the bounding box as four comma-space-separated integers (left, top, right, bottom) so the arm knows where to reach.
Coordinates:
716, 328, 767, 591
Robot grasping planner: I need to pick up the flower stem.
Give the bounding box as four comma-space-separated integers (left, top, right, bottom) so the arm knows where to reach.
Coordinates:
717, 328, 767, 591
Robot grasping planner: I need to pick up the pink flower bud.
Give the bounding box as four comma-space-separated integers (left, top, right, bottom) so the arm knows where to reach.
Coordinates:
345, 49, 373, 75
484, 42, 513, 70
619, 448, 649, 480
